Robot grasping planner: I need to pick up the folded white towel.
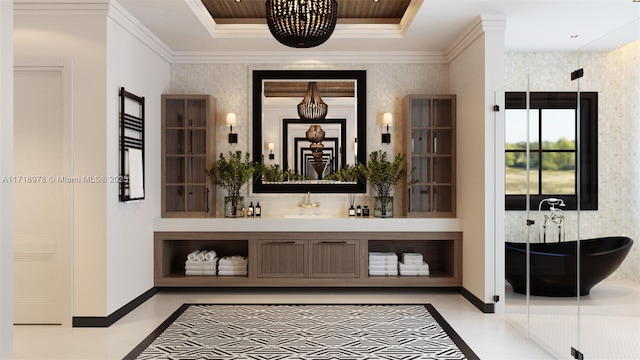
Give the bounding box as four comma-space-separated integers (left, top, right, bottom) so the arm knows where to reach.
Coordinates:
185, 259, 217, 267
368, 260, 398, 267
368, 269, 398, 276
398, 261, 429, 271
218, 265, 247, 272
218, 270, 248, 276
368, 252, 398, 260
187, 250, 200, 261
399, 269, 430, 276
219, 256, 248, 267
185, 270, 217, 276
185, 265, 217, 271
204, 250, 217, 261
368, 264, 398, 271
401, 253, 423, 263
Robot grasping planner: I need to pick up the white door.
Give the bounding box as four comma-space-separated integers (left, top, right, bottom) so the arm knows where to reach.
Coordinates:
13, 63, 72, 325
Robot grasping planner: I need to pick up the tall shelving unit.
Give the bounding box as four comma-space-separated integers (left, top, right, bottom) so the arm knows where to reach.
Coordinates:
161, 94, 216, 217
402, 94, 456, 218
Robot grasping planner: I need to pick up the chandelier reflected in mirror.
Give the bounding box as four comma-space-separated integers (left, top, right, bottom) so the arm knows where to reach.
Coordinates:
266, 0, 338, 48
298, 82, 329, 178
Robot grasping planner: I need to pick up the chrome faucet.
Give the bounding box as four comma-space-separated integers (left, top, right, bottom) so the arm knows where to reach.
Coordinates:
538, 198, 565, 243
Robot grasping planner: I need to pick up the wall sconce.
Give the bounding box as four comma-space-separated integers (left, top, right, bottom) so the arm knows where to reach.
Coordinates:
268, 142, 275, 160
226, 112, 237, 144
382, 112, 393, 144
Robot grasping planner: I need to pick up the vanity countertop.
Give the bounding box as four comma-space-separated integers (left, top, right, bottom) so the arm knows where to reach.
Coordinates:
154, 217, 463, 233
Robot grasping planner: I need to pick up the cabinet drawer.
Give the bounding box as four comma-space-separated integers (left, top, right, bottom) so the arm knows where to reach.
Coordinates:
256, 240, 307, 278
310, 240, 360, 278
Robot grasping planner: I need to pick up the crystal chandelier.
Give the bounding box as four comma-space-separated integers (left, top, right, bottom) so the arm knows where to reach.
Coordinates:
266, 0, 338, 48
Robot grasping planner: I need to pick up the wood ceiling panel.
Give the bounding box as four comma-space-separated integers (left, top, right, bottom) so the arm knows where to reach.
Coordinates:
203, 0, 411, 24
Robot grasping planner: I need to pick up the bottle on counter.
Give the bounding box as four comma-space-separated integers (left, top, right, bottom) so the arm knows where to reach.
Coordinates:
363, 205, 370, 217
349, 205, 356, 217
247, 201, 254, 217
356, 205, 362, 217
255, 202, 261, 217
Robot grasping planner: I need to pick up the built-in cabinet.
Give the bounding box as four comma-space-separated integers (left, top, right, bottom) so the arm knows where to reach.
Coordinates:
154, 231, 461, 287
161, 95, 216, 217
402, 94, 456, 218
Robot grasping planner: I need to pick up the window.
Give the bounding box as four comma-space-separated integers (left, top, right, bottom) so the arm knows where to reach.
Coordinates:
505, 92, 598, 210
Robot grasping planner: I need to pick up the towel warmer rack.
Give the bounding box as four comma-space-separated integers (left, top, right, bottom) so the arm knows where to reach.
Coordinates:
119, 87, 145, 202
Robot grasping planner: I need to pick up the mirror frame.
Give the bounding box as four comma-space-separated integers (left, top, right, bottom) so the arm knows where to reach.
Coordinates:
252, 70, 367, 193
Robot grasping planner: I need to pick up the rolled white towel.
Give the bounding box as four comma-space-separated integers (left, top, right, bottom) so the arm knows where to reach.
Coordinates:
195, 250, 208, 261
218, 265, 247, 272
187, 250, 200, 261
219, 256, 248, 267
202, 270, 216, 275
204, 250, 217, 261
218, 270, 248, 276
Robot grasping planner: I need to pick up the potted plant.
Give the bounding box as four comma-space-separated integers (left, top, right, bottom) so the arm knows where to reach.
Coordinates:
207, 151, 257, 217
358, 150, 412, 217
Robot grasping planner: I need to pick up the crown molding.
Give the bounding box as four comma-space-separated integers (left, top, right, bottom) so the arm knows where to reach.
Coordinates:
108, 0, 172, 63
171, 51, 448, 64
14, 0, 109, 15
400, 0, 424, 36
446, 14, 506, 63
187, 0, 423, 40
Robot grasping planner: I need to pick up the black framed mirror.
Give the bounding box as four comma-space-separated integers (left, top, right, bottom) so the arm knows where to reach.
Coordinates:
252, 70, 367, 193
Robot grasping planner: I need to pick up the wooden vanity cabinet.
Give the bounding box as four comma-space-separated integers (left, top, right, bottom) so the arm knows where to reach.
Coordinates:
154, 231, 461, 287
256, 240, 307, 278
310, 240, 359, 278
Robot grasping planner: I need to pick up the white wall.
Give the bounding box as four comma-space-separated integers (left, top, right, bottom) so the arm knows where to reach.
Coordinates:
504, 42, 640, 283
0, 1, 14, 356
105, 11, 170, 313
14, 1, 171, 318
14, 9, 109, 317
448, 16, 506, 307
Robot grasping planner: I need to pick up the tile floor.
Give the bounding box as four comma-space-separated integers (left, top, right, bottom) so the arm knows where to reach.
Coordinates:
14, 287, 555, 360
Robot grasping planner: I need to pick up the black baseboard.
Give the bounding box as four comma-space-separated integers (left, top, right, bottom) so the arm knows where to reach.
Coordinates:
72, 287, 159, 327
458, 287, 495, 313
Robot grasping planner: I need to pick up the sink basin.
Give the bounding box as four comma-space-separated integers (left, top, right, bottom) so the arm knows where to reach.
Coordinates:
283, 214, 334, 219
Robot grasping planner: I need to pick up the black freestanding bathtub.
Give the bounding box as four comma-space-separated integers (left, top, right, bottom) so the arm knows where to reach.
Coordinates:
505, 236, 633, 296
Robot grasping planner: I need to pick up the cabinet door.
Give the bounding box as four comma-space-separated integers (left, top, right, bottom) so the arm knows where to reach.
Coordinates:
309, 240, 359, 278
403, 95, 456, 218
257, 240, 307, 277
161, 95, 216, 217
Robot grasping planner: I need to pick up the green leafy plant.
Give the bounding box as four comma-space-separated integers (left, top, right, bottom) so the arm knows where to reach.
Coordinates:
358, 150, 413, 216
207, 151, 257, 215
324, 163, 362, 183
258, 162, 310, 182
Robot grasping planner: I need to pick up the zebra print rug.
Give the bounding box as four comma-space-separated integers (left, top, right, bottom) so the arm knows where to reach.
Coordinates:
125, 304, 478, 359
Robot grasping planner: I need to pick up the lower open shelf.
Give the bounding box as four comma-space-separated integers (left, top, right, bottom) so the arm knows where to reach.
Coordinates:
155, 231, 462, 288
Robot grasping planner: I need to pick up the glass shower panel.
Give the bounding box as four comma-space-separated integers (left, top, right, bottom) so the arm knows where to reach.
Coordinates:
573, 18, 640, 360
502, 66, 582, 358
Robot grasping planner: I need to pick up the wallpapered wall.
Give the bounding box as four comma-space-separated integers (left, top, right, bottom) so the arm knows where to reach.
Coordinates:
503, 41, 640, 282
170, 63, 450, 216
